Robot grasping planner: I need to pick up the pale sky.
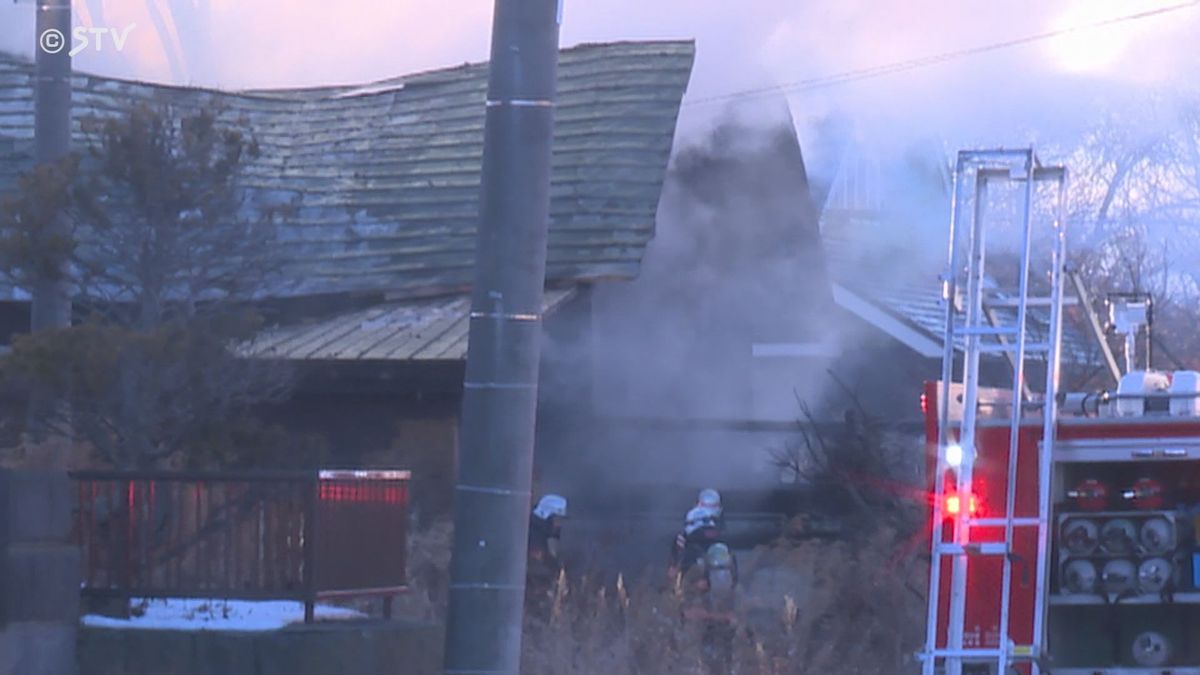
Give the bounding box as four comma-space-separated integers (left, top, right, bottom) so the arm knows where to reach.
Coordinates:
2, 0, 1199, 156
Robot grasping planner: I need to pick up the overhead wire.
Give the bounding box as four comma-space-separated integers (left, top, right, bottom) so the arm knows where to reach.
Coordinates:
686, 0, 1200, 107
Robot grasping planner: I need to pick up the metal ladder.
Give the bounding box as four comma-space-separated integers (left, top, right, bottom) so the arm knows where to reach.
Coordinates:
920, 149, 1069, 675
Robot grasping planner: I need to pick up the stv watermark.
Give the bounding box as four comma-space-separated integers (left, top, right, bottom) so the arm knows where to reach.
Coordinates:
39, 24, 137, 57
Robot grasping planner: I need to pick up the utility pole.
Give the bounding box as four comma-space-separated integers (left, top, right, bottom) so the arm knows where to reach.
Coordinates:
443, 1, 561, 673
32, 0, 72, 332
26, 0, 73, 445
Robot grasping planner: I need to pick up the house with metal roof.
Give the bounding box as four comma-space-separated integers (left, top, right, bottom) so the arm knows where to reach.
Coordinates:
0, 40, 694, 300
0, 40, 696, 511
818, 148, 1110, 417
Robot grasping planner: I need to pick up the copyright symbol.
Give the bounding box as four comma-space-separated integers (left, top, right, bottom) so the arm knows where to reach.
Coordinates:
39, 29, 65, 54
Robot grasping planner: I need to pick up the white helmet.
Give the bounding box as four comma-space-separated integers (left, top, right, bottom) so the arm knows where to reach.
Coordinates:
684, 505, 719, 535
698, 488, 721, 510
533, 494, 567, 520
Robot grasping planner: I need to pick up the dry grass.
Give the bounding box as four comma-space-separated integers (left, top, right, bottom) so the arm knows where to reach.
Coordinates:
391, 516, 454, 623
519, 525, 927, 674
398, 517, 927, 674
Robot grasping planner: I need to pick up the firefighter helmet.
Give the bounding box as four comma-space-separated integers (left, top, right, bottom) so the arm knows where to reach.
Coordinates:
698, 488, 722, 511
533, 494, 568, 520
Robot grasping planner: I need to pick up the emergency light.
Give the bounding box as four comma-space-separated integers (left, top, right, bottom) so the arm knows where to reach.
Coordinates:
945, 492, 979, 517
945, 444, 964, 468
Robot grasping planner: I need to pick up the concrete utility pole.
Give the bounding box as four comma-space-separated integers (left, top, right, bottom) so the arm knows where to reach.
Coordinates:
443, 1, 561, 673
32, 0, 72, 332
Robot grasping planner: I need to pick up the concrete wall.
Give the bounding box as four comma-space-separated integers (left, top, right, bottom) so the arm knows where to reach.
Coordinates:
79, 620, 444, 675
0, 470, 80, 675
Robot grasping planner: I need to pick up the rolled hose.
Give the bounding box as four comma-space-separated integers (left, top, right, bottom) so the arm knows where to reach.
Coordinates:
1131, 630, 1172, 667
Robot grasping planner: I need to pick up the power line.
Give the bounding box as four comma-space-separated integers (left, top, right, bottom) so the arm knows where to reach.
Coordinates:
686, 0, 1200, 107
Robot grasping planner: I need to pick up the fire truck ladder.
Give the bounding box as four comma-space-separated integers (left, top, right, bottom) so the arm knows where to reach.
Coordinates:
920, 149, 1068, 675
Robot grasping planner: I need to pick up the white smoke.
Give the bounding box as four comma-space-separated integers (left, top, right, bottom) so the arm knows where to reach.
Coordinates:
5, 1, 1196, 215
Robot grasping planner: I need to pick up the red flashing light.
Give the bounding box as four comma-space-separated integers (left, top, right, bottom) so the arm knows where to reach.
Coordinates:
920, 392, 928, 415
945, 493, 980, 517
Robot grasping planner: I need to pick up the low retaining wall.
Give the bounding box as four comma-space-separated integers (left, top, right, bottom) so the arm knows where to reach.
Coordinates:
79, 620, 444, 675
0, 470, 80, 675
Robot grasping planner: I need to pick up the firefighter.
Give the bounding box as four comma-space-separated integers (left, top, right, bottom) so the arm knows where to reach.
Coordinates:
682, 542, 739, 673
526, 493, 567, 613
685, 542, 738, 607
669, 503, 724, 580
528, 493, 567, 570
668, 489, 726, 576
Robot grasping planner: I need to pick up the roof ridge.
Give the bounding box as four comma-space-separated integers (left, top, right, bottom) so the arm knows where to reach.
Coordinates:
0, 40, 695, 100
241, 39, 695, 98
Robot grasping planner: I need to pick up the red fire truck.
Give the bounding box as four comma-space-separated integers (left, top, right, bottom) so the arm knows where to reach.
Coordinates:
919, 149, 1200, 674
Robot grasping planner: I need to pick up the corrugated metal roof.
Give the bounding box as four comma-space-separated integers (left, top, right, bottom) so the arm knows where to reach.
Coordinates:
0, 41, 695, 300
240, 286, 578, 362
820, 196, 1099, 365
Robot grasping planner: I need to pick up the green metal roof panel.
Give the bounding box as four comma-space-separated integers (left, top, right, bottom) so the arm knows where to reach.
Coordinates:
240, 286, 578, 362
822, 215, 1100, 366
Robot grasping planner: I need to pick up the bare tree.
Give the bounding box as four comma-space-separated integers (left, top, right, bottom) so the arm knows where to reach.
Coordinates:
72, 104, 283, 326
1062, 98, 1200, 371
1, 104, 301, 468
769, 373, 922, 539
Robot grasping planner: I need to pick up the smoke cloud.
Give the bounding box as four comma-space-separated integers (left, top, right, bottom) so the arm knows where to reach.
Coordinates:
533, 111, 846, 498
3, 1, 1198, 155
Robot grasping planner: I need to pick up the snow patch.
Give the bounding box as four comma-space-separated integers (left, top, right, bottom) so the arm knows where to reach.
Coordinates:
81, 598, 366, 632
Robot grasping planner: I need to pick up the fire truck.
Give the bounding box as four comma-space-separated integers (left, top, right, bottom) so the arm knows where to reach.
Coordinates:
919, 149, 1200, 674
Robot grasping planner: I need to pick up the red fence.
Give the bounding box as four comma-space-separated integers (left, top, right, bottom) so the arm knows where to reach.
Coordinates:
70, 469, 410, 622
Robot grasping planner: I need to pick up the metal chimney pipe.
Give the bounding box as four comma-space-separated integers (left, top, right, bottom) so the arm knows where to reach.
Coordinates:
32, 0, 72, 332
442, 1, 561, 673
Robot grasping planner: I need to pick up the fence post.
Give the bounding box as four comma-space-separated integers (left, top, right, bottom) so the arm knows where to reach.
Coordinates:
119, 478, 132, 618
303, 473, 318, 624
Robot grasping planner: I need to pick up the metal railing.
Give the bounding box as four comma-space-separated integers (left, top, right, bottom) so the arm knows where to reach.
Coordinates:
70, 469, 410, 622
